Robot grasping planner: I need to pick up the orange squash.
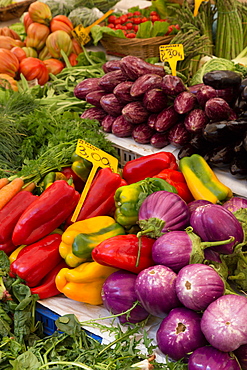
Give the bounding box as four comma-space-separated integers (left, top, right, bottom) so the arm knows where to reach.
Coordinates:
28, 1, 52, 26
0, 73, 18, 91
50, 15, 74, 36
0, 48, 19, 78
46, 30, 73, 59
25, 22, 50, 51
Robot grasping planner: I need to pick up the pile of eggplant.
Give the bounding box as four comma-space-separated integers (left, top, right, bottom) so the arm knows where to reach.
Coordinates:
74, 56, 247, 177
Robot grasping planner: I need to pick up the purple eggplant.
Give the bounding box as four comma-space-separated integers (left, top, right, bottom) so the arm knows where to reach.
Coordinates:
102, 59, 121, 73
168, 122, 191, 148
74, 78, 101, 100
188, 83, 205, 95
155, 105, 180, 132
234, 343, 247, 370
175, 264, 225, 311
85, 90, 106, 108
147, 113, 158, 128
101, 270, 149, 324
98, 69, 128, 92
201, 295, 247, 352
190, 204, 244, 254
187, 199, 212, 216
222, 196, 247, 213
174, 91, 197, 114
143, 88, 168, 113
216, 87, 238, 105
189, 346, 241, 370
152, 227, 231, 273
203, 70, 242, 90
196, 85, 217, 108
204, 98, 232, 121
161, 75, 187, 96
132, 123, 155, 144
101, 114, 116, 132
130, 74, 163, 97
80, 107, 107, 123
111, 115, 134, 137
113, 81, 137, 103
156, 307, 207, 361
134, 265, 181, 318
150, 132, 169, 148
184, 109, 209, 132
100, 93, 125, 116
122, 101, 149, 124
119, 55, 165, 80
138, 191, 190, 239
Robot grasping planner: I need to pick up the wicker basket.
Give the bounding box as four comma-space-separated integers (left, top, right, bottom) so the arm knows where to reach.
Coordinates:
100, 33, 173, 59
0, 0, 36, 22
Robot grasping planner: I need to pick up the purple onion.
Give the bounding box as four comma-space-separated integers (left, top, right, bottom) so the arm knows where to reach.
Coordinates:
189, 345, 241, 370
222, 196, 247, 213
187, 199, 212, 216
111, 115, 134, 137
190, 204, 244, 254
234, 343, 247, 370
156, 307, 207, 361
134, 265, 181, 318
138, 191, 190, 239
175, 264, 225, 311
101, 270, 149, 324
201, 295, 247, 352
132, 124, 155, 144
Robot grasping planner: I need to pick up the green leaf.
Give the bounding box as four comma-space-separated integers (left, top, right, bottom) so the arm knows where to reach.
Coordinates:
136, 21, 153, 38
10, 350, 41, 370
0, 251, 10, 274
55, 314, 82, 337
90, 25, 125, 44
151, 20, 169, 37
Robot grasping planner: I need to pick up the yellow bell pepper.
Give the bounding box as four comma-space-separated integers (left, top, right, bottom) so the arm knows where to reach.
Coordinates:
9, 245, 26, 263
179, 154, 233, 203
55, 261, 118, 305
59, 215, 125, 267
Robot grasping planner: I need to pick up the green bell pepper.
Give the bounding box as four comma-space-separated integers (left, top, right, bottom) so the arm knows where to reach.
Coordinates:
114, 177, 177, 229
71, 152, 93, 182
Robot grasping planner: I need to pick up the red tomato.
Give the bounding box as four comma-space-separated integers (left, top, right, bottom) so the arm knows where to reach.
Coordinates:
133, 11, 141, 15
126, 33, 136, 38
108, 15, 117, 23
150, 11, 159, 16
19, 57, 49, 85
119, 14, 128, 24
107, 23, 115, 29
133, 17, 141, 24
115, 24, 123, 29
151, 15, 160, 22
126, 22, 133, 30
133, 25, 139, 32
141, 17, 148, 23
175, 24, 180, 30
114, 18, 122, 25
126, 12, 133, 17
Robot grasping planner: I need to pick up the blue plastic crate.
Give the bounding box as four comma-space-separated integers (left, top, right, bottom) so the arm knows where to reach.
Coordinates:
35, 302, 102, 342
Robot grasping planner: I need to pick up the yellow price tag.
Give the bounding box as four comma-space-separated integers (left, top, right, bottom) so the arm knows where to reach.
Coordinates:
159, 44, 184, 76
71, 139, 118, 222
193, 0, 209, 17
71, 9, 113, 46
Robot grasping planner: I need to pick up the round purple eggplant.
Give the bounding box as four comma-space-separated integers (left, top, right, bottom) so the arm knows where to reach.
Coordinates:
196, 85, 217, 108
134, 265, 181, 318
234, 343, 247, 370
98, 69, 128, 92
111, 115, 134, 137
100, 93, 125, 116
138, 191, 190, 239
132, 123, 155, 144
74, 78, 101, 100
161, 75, 187, 96
222, 196, 247, 213
85, 90, 106, 108
122, 101, 149, 124
143, 88, 168, 113
190, 204, 244, 254
156, 307, 207, 361
101, 270, 149, 324
201, 295, 247, 352
150, 132, 169, 148
155, 105, 180, 132
175, 264, 225, 311
130, 73, 163, 97
101, 115, 116, 133
80, 107, 107, 123
204, 98, 232, 121
184, 109, 209, 132
187, 199, 212, 216
168, 122, 191, 148
188, 345, 241, 370
174, 91, 197, 114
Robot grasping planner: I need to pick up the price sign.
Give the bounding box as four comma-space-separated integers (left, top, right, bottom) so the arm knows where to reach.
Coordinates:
71, 139, 118, 222
193, 0, 209, 17
71, 9, 113, 46
159, 44, 184, 76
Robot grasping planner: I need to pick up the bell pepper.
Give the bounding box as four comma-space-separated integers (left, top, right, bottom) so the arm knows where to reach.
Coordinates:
55, 261, 118, 305
0, 240, 18, 256
59, 215, 125, 267
71, 152, 92, 182
10, 233, 63, 287
76, 167, 127, 222
153, 168, 194, 203
43, 171, 69, 189
30, 260, 68, 299
114, 177, 177, 229
122, 152, 178, 184
9, 245, 26, 263
61, 166, 85, 192
91, 234, 155, 274
0, 191, 36, 247
12, 180, 80, 246
179, 154, 233, 204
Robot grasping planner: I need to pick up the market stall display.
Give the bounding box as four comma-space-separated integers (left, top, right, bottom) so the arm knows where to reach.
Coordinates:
0, 0, 247, 369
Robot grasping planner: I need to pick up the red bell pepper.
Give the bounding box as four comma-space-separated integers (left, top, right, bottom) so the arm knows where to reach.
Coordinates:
76, 168, 127, 222
12, 180, 79, 246
153, 168, 194, 203
30, 260, 67, 299
0, 191, 36, 243
122, 152, 178, 184
10, 233, 63, 287
0, 239, 17, 256
91, 234, 155, 274
61, 166, 85, 193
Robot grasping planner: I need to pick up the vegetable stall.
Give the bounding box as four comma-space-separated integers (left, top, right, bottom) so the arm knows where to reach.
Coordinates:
0, 0, 247, 369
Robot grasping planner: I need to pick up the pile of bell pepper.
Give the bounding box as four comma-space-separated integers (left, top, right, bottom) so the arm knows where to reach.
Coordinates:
0, 149, 232, 306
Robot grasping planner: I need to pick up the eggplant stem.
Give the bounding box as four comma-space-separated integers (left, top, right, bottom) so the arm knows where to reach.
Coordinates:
200, 236, 235, 249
